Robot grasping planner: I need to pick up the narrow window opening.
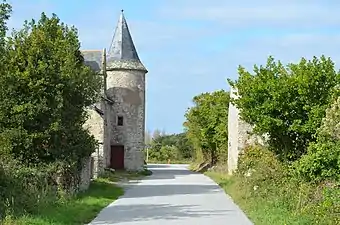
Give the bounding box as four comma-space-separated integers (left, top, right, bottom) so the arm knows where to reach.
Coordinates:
117, 116, 124, 126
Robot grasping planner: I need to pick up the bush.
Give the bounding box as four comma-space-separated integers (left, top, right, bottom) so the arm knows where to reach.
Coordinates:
296, 141, 340, 182
295, 97, 340, 182
0, 157, 59, 219
148, 145, 180, 162
0, 156, 88, 220
236, 145, 287, 196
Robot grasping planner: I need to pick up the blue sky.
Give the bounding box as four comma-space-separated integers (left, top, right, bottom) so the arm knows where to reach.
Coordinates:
6, 0, 340, 134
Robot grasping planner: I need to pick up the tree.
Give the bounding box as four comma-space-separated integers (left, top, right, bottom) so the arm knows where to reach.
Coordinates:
147, 132, 194, 161
229, 56, 340, 161
0, 13, 102, 166
159, 145, 179, 161
174, 133, 193, 159
183, 90, 230, 164
0, 1, 10, 76
0, 1, 10, 47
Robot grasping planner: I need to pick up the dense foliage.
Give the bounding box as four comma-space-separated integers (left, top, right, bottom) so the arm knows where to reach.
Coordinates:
0, 12, 101, 166
295, 96, 340, 182
183, 90, 229, 164
147, 132, 193, 162
0, 1, 102, 220
228, 56, 340, 161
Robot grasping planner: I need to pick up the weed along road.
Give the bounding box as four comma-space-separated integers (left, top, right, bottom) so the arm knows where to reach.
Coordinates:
88, 164, 253, 225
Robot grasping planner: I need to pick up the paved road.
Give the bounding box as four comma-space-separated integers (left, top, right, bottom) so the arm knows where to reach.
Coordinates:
88, 164, 253, 225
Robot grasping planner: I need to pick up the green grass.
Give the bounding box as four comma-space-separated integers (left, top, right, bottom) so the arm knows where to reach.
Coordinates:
3, 178, 124, 225
205, 171, 338, 225
3, 168, 153, 225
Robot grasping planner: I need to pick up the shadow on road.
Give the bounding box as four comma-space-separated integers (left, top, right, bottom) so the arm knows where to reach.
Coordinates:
91, 203, 234, 224
122, 184, 221, 198
116, 164, 220, 198
145, 164, 197, 180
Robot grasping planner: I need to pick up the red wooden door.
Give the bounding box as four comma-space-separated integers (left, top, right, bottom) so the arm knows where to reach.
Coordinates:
110, 145, 124, 169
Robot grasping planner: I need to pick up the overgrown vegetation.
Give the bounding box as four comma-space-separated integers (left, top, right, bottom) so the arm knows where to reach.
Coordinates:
2, 178, 124, 225
183, 90, 230, 164
229, 56, 340, 161
146, 132, 194, 163
0, 1, 105, 223
207, 145, 339, 225
182, 56, 339, 224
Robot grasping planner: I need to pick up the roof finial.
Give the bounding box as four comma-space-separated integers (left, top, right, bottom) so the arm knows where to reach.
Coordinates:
121, 9, 124, 13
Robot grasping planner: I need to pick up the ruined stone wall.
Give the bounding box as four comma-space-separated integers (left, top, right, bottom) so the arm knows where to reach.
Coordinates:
106, 69, 146, 171
227, 87, 267, 175
79, 156, 92, 191
83, 107, 105, 177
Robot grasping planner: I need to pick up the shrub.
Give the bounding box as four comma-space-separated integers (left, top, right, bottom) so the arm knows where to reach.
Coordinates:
148, 145, 180, 162
296, 141, 340, 182
295, 97, 340, 182
236, 145, 287, 195
0, 157, 59, 219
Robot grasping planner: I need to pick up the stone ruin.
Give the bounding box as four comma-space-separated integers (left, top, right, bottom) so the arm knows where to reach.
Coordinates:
227, 87, 268, 174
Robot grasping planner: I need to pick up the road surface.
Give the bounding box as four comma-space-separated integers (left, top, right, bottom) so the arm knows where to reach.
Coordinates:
88, 164, 253, 225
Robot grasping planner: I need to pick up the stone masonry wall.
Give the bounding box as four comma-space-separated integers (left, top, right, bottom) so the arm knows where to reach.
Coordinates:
227, 87, 267, 175
79, 156, 92, 191
106, 69, 146, 171
83, 108, 105, 177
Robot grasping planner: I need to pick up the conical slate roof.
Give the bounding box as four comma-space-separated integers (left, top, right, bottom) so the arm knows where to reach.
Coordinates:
107, 10, 147, 72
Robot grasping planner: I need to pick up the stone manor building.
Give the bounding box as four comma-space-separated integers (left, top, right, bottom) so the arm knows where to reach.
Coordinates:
82, 10, 147, 177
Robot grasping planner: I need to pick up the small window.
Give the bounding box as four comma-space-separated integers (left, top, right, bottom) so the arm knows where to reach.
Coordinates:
117, 116, 124, 126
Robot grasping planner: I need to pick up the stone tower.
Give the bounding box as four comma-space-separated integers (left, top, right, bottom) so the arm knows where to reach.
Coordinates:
105, 10, 148, 171
82, 10, 147, 175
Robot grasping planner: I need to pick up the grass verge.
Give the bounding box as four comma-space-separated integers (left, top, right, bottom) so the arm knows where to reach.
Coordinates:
3, 168, 153, 225
3, 178, 123, 225
199, 145, 339, 225
205, 168, 339, 225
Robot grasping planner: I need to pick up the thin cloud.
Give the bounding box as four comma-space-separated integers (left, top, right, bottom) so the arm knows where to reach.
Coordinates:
158, 0, 340, 28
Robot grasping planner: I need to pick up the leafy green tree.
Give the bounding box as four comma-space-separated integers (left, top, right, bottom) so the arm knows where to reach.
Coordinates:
183, 90, 230, 164
0, 1, 10, 47
160, 145, 179, 161
0, 13, 102, 166
174, 133, 193, 159
0, 1, 10, 76
229, 56, 340, 161
148, 132, 194, 161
